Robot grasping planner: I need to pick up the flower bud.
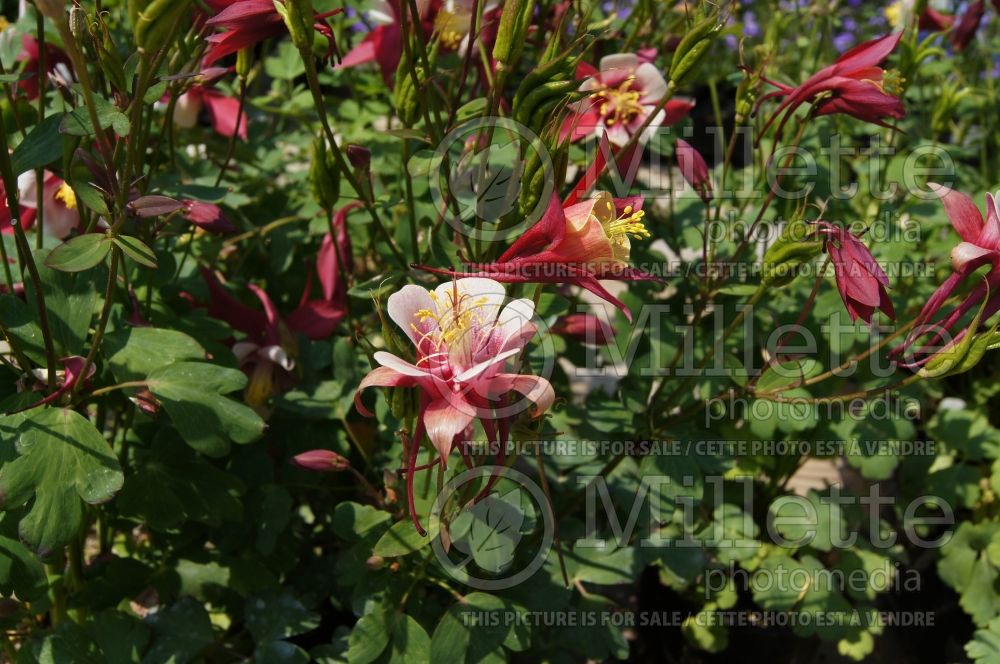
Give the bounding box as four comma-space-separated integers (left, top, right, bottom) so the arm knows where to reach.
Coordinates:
292, 449, 351, 472
366, 555, 385, 570
675, 139, 712, 203
346, 145, 371, 172
761, 219, 823, 288
551, 314, 616, 346
280, 0, 315, 52
236, 47, 254, 81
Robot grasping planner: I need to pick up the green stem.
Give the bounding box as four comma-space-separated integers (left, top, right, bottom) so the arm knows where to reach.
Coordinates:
71, 248, 120, 401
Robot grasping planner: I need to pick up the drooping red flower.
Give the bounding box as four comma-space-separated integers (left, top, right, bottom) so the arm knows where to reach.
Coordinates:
813, 222, 895, 324
172, 86, 247, 140
950, 0, 985, 51
891, 185, 1000, 368
758, 32, 905, 138
182, 201, 236, 234
202, 0, 341, 67
418, 192, 660, 320
919, 7, 955, 31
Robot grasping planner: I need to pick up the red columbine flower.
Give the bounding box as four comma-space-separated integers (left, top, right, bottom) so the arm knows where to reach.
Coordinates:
562, 53, 694, 146
950, 0, 985, 51
891, 185, 1000, 368
919, 7, 955, 31
758, 32, 905, 138
201, 213, 353, 407
418, 192, 659, 320
2, 171, 81, 239
675, 139, 712, 203
172, 86, 248, 141
15, 34, 72, 100
813, 222, 895, 324
355, 277, 553, 534
202, 0, 340, 66
182, 201, 236, 234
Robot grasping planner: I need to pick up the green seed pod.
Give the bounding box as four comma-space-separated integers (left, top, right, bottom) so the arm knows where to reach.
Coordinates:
761, 219, 823, 288
236, 47, 253, 81
669, 16, 722, 85
309, 135, 340, 212
918, 297, 1000, 378
134, 0, 193, 54
493, 0, 536, 70
279, 0, 315, 52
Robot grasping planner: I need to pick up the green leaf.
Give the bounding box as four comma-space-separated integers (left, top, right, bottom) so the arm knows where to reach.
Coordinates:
347, 606, 391, 664
373, 519, 438, 557
245, 591, 320, 644
11, 115, 66, 175
450, 487, 525, 575
0, 533, 48, 602
142, 598, 215, 664
968, 617, 1000, 663
114, 235, 158, 268
60, 93, 130, 137
44, 234, 112, 272
102, 327, 207, 382
71, 179, 111, 216
255, 641, 310, 664
0, 408, 123, 557
90, 610, 151, 663
146, 362, 265, 456
388, 614, 431, 664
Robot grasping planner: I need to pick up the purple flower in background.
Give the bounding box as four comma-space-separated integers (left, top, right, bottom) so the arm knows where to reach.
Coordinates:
744, 11, 760, 38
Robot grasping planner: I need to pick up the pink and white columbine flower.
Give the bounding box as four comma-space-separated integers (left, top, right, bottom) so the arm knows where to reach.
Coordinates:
563, 53, 693, 147
355, 278, 553, 534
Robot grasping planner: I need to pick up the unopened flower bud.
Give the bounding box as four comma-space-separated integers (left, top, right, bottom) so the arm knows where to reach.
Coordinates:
761, 219, 823, 288
292, 449, 351, 472
366, 555, 385, 570
309, 135, 340, 212
551, 314, 616, 346
346, 145, 371, 172
675, 139, 712, 203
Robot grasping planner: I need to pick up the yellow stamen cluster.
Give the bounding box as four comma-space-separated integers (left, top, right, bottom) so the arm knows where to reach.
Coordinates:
411, 288, 493, 362
435, 11, 467, 50
605, 205, 650, 241
55, 182, 77, 210
592, 76, 645, 127
0, 16, 9, 31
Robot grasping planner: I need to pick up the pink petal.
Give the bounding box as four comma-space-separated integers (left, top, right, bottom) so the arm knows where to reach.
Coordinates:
489, 374, 554, 416
202, 91, 247, 140
354, 365, 419, 417
423, 397, 475, 458
929, 183, 984, 244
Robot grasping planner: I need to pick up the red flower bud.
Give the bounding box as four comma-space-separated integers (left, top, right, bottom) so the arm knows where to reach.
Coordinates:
292, 449, 351, 472
675, 139, 712, 202
551, 313, 616, 346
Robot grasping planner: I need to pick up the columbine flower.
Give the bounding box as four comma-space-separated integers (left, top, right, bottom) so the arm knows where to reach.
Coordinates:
354, 278, 553, 533
3, 171, 81, 239
338, 0, 496, 83
15, 34, 72, 100
891, 185, 1000, 367
202, 0, 340, 66
950, 0, 985, 51
757, 32, 905, 139
675, 139, 712, 203
813, 222, 895, 324
172, 86, 247, 141
201, 216, 352, 407
182, 201, 236, 234
563, 53, 694, 146
419, 192, 659, 320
